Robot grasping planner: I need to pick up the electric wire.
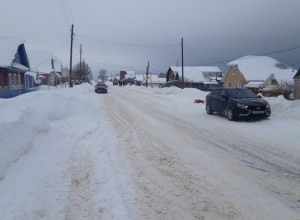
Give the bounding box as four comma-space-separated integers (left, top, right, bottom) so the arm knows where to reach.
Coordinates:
38, 0, 68, 42
183, 44, 300, 67
65, 0, 74, 24
58, 0, 71, 29
76, 33, 180, 48
31, 40, 68, 70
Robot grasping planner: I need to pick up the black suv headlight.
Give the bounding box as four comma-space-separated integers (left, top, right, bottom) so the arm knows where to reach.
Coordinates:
237, 103, 249, 109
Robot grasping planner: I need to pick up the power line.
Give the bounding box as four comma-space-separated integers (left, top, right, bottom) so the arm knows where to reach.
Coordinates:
31, 41, 68, 70
65, 0, 74, 24
260, 44, 300, 56
59, 0, 73, 27
183, 45, 206, 64
184, 44, 300, 66
58, 0, 71, 29
38, 0, 68, 42
76, 33, 181, 48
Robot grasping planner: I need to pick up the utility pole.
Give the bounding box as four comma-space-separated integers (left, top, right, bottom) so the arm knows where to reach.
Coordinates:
69, 24, 74, 87
181, 37, 184, 89
80, 44, 82, 81
146, 61, 149, 87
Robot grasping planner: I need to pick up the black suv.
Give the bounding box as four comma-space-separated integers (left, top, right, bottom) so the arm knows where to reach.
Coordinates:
206, 87, 271, 120
95, 83, 108, 93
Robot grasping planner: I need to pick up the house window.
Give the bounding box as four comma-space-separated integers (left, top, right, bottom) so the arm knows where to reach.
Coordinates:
238, 81, 243, 87
271, 79, 278, 85
232, 67, 237, 75
9, 73, 18, 88
227, 81, 231, 87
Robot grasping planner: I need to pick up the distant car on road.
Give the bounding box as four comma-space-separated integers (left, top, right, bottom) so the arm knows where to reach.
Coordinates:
95, 83, 108, 93
112, 78, 119, 85
206, 87, 271, 121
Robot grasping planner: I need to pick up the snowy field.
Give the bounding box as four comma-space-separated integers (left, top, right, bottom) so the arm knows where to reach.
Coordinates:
0, 83, 299, 219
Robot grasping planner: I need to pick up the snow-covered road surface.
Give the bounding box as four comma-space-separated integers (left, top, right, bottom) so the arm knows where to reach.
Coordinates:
103, 85, 300, 219
0, 83, 299, 219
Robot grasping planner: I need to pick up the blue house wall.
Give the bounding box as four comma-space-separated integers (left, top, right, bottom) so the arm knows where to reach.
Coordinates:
0, 88, 36, 98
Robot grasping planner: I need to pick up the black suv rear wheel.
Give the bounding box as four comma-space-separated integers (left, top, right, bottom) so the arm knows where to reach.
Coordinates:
206, 104, 213, 115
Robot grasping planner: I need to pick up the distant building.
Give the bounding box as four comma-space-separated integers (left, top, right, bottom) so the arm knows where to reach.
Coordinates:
166, 66, 222, 91
223, 55, 295, 97
27, 51, 63, 87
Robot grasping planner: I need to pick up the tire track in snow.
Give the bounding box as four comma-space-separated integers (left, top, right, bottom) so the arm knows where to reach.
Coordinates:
103, 88, 239, 220
64, 129, 95, 220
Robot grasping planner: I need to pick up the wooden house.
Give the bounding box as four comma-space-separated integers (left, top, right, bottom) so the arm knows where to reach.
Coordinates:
0, 37, 31, 98
166, 66, 222, 91
222, 56, 295, 97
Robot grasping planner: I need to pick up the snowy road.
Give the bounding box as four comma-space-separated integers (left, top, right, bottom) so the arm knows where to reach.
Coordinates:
0, 84, 299, 220
103, 85, 300, 219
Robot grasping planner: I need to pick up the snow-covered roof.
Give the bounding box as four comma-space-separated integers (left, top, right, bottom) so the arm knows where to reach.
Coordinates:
135, 74, 144, 81
126, 71, 135, 75
244, 81, 264, 88
25, 71, 37, 78
11, 62, 29, 71
227, 55, 295, 83
0, 36, 29, 70
27, 51, 62, 74
149, 75, 166, 83
170, 66, 222, 82
124, 71, 135, 79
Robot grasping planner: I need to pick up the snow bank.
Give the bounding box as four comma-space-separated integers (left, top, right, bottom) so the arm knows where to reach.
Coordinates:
1, 85, 299, 181
265, 95, 300, 120
0, 86, 93, 180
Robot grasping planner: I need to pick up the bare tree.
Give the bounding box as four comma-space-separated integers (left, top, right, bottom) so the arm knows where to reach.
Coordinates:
73, 59, 91, 81
98, 69, 108, 82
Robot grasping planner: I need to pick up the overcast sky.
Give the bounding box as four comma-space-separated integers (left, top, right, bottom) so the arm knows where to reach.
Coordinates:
2, 0, 300, 75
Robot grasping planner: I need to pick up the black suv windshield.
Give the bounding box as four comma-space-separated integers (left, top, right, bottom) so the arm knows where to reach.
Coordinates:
225, 89, 257, 98
96, 83, 106, 87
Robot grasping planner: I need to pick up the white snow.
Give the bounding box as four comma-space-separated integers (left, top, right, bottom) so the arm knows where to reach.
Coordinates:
0, 83, 299, 219
227, 55, 296, 83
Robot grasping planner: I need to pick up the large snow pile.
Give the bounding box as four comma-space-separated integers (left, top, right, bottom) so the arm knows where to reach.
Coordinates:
0, 87, 93, 180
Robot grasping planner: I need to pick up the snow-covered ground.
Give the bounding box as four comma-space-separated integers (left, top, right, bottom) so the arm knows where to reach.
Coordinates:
0, 83, 299, 219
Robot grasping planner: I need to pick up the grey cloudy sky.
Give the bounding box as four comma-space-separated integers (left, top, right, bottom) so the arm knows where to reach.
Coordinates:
2, 0, 300, 75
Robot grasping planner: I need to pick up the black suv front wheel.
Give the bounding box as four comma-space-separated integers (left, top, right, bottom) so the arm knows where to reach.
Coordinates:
226, 107, 235, 121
